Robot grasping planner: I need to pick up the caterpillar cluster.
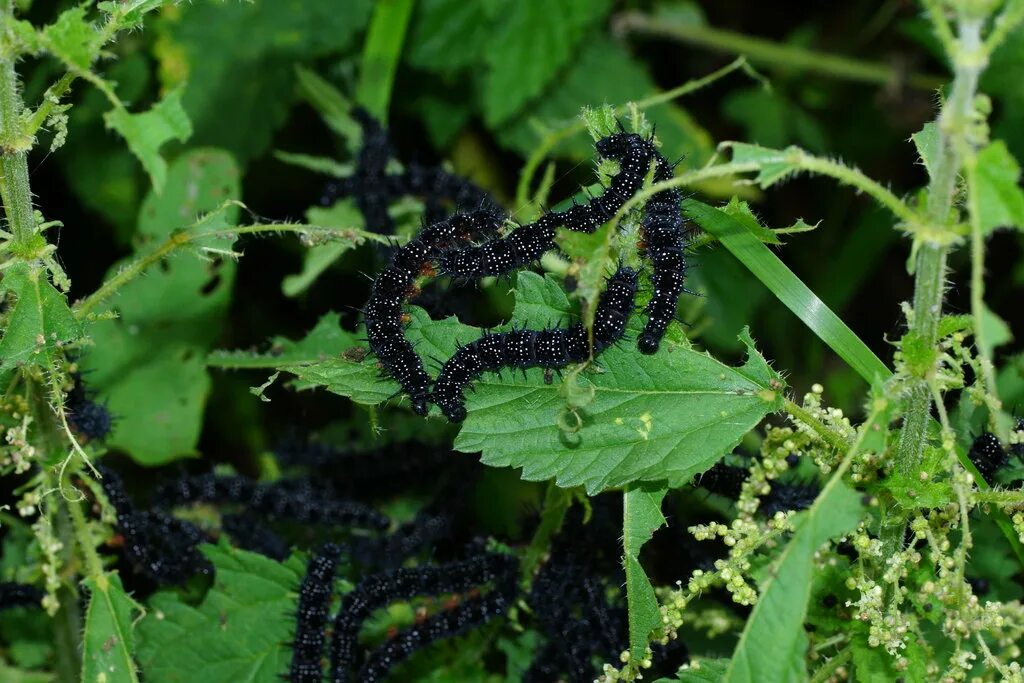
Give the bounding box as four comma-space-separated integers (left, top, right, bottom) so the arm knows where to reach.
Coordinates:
319, 108, 500, 232
153, 473, 390, 531
328, 552, 519, 682
967, 420, 1024, 485
433, 266, 638, 422
289, 544, 343, 683
66, 373, 113, 441
364, 129, 692, 422
96, 466, 213, 585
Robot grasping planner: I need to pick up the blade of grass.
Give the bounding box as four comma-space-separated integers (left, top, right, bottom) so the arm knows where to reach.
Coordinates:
683, 198, 891, 384
355, 0, 415, 123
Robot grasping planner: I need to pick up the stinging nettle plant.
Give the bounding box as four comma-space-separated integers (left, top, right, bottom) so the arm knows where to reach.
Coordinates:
2, 0, 1024, 682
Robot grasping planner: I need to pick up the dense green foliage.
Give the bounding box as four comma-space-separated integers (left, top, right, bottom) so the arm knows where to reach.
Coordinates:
2, 1, 1024, 682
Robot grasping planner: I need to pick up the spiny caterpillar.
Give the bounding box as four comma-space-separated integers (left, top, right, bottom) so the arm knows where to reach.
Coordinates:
967, 420, 1024, 485
96, 465, 212, 585
329, 552, 518, 682
636, 145, 688, 354
437, 133, 655, 280
154, 474, 390, 531
288, 544, 342, 683
432, 266, 638, 423
65, 373, 113, 441
365, 210, 504, 415
320, 108, 500, 231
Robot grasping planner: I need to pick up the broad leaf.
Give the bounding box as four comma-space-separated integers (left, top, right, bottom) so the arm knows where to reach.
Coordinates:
850, 633, 927, 683
41, 7, 101, 70
208, 313, 356, 370
483, 0, 611, 126
407, 0, 499, 73
724, 481, 863, 683
727, 143, 801, 188
136, 544, 305, 683
0, 263, 82, 379
282, 202, 367, 297
104, 88, 193, 191
973, 141, 1024, 235
278, 270, 783, 493
82, 150, 240, 465
82, 572, 142, 683
655, 659, 731, 682
623, 483, 667, 662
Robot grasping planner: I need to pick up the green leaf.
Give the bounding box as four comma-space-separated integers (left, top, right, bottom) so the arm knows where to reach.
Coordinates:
104, 88, 193, 191
0, 262, 83, 378
356, 0, 415, 121
407, 0, 499, 73
82, 150, 240, 465
623, 483, 668, 661
41, 7, 101, 70
850, 633, 927, 683
294, 67, 360, 143
136, 544, 305, 683
82, 572, 142, 683
722, 87, 827, 153
973, 141, 1024, 235
979, 304, 1013, 357
684, 199, 891, 384
655, 658, 730, 682
0, 664, 55, 683
727, 143, 800, 188
724, 481, 863, 683
483, 0, 611, 126
208, 312, 355, 370
156, 0, 373, 163
275, 272, 783, 492
556, 222, 617, 329
912, 121, 939, 178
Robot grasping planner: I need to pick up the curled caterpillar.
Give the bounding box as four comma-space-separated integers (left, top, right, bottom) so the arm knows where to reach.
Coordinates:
438, 133, 655, 280
329, 552, 517, 682
365, 210, 504, 415
320, 108, 500, 230
432, 267, 638, 423
637, 150, 688, 354
288, 544, 342, 683
154, 474, 390, 531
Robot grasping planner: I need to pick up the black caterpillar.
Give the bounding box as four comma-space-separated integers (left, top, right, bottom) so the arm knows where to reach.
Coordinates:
153, 474, 390, 531
967, 420, 1024, 485
365, 210, 504, 415
0, 582, 44, 611
320, 108, 500, 231
437, 133, 655, 280
66, 373, 113, 441
636, 146, 688, 354
432, 266, 638, 423
96, 465, 213, 585
329, 552, 518, 682
221, 514, 291, 561
289, 544, 343, 683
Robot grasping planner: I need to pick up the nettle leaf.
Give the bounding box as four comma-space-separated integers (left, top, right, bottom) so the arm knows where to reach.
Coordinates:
136, 544, 305, 683
41, 7, 102, 70
208, 312, 355, 370
407, 0, 500, 73
623, 483, 667, 662
279, 271, 783, 493
973, 141, 1024, 235
728, 143, 800, 188
83, 150, 241, 465
724, 481, 863, 683
912, 121, 939, 177
850, 632, 927, 683
556, 222, 617, 329
483, 0, 611, 126
156, 0, 373, 163
0, 262, 83, 379
104, 88, 193, 191
497, 37, 713, 167
82, 572, 142, 683
655, 658, 730, 682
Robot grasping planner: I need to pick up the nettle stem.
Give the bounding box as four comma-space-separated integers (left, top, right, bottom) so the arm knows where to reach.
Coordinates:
0, 47, 37, 249
894, 14, 985, 480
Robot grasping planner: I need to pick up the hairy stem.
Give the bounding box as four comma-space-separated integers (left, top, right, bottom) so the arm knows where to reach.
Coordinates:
614, 11, 945, 91
0, 45, 36, 249
783, 398, 851, 453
